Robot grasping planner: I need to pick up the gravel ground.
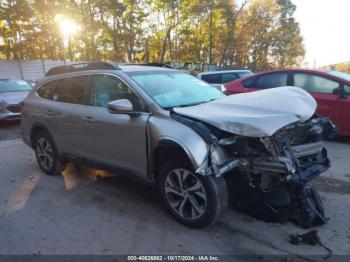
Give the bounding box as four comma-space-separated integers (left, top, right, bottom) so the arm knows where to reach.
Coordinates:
0, 122, 21, 141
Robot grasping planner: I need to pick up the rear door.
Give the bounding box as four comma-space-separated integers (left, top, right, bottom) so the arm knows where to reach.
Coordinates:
231, 72, 290, 94
292, 73, 350, 135
82, 74, 150, 178
252, 72, 290, 90
49, 75, 89, 157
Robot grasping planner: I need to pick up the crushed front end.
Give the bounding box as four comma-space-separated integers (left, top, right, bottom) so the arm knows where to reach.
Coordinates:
172, 112, 337, 227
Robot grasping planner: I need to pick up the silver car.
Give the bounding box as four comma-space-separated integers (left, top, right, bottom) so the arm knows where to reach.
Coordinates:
197, 69, 253, 92
0, 79, 33, 121
21, 62, 336, 227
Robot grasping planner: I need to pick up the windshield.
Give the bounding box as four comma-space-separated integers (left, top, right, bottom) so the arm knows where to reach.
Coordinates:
328, 71, 350, 81
236, 71, 253, 78
129, 71, 225, 109
0, 79, 32, 93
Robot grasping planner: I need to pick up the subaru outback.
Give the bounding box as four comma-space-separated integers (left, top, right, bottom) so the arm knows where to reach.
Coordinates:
21, 62, 336, 228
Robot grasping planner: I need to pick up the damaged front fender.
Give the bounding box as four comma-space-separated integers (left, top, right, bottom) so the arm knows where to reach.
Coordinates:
170, 112, 245, 176
148, 114, 210, 173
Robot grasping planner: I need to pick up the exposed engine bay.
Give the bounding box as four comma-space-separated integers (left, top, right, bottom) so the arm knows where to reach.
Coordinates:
171, 111, 337, 227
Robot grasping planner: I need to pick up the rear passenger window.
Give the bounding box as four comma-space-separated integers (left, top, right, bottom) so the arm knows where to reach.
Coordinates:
201, 74, 222, 84
222, 73, 238, 83
242, 77, 256, 88
52, 76, 88, 104
256, 73, 288, 89
37, 79, 59, 99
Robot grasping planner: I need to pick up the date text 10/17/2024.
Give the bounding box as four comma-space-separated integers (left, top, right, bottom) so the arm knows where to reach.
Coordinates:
127, 256, 220, 261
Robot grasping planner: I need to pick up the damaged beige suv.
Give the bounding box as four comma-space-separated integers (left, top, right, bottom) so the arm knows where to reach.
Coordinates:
21, 62, 336, 228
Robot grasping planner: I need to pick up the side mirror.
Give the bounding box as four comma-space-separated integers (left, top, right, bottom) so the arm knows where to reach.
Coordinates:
107, 99, 137, 115
332, 87, 347, 99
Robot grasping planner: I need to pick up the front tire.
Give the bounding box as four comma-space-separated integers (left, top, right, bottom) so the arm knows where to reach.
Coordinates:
34, 131, 66, 176
159, 157, 228, 228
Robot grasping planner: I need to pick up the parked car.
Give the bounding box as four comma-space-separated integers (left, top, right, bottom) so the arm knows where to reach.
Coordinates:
0, 79, 33, 122
197, 69, 253, 91
21, 62, 335, 228
224, 69, 350, 136
25, 79, 38, 87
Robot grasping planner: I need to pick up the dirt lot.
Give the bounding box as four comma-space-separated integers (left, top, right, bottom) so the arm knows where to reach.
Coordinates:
0, 123, 350, 258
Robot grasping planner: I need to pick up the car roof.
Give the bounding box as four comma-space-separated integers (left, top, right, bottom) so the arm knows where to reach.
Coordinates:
198, 69, 252, 76
235, 68, 350, 84
118, 65, 173, 72
36, 65, 176, 86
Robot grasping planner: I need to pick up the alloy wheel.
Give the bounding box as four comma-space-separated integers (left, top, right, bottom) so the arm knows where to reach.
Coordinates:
165, 168, 207, 220
36, 137, 54, 171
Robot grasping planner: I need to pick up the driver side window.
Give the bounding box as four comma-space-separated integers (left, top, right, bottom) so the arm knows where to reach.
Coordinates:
90, 74, 145, 111
294, 74, 339, 93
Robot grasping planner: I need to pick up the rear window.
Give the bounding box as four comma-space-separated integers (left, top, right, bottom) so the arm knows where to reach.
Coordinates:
221, 73, 238, 83
256, 73, 288, 89
0, 79, 32, 93
201, 74, 221, 84
52, 76, 88, 104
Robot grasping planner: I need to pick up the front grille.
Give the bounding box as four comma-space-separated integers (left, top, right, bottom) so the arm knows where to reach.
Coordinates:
6, 104, 21, 113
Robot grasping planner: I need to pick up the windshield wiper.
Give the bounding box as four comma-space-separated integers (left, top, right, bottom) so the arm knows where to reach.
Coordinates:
177, 102, 206, 108
163, 98, 217, 110
177, 99, 217, 108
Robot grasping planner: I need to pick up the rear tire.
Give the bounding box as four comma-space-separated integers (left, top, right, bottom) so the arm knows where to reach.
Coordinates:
34, 131, 66, 176
159, 157, 228, 228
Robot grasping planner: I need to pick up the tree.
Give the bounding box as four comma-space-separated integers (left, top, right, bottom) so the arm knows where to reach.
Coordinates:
0, 0, 33, 59
0, 0, 304, 69
234, 0, 304, 70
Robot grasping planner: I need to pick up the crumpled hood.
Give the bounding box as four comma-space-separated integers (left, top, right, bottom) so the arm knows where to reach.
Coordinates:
173, 86, 317, 137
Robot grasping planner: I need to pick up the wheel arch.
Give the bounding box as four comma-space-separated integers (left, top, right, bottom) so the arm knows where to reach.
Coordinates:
30, 123, 52, 148
152, 138, 208, 182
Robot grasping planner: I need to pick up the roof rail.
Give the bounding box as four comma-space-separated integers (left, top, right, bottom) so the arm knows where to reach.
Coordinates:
120, 63, 174, 69
46, 62, 120, 76
143, 62, 174, 69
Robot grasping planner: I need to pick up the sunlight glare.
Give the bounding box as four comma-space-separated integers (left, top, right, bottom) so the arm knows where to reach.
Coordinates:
59, 19, 80, 37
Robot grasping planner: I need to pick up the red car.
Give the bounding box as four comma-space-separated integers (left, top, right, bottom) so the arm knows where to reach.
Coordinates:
224, 69, 350, 136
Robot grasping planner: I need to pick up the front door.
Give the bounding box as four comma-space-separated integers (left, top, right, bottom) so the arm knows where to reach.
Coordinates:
82, 74, 150, 178
292, 73, 349, 135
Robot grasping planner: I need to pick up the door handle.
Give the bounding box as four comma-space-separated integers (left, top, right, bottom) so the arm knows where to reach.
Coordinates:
83, 116, 95, 123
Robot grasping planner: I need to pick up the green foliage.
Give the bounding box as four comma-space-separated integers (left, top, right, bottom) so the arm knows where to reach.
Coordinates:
0, 0, 305, 70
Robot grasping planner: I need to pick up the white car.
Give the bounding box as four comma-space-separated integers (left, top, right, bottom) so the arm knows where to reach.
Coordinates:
197, 69, 253, 92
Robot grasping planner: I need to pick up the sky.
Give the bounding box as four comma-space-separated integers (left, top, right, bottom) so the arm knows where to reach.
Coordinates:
292, 0, 350, 68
